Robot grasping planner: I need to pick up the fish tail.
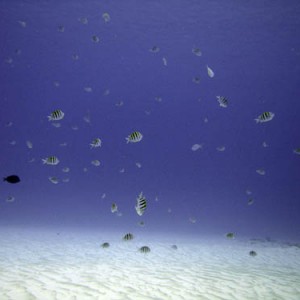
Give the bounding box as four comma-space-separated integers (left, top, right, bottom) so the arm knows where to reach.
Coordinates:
42, 159, 47, 164
254, 118, 260, 123
125, 137, 130, 144
47, 116, 52, 121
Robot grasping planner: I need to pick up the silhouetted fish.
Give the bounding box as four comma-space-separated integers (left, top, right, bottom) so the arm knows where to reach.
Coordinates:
4, 175, 20, 184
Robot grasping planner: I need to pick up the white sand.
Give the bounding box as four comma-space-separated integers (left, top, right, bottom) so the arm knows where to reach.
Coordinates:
0, 228, 299, 300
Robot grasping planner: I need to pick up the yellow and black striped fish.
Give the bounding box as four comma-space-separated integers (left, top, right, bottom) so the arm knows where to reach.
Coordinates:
216, 96, 228, 108
135, 192, 147, 216
255, 111, 275, 123
48, 109, 65, 121
122, 233, 134, 241
42, 156, 60, 165
139, 246, 150, 253
126, 131, 143, 143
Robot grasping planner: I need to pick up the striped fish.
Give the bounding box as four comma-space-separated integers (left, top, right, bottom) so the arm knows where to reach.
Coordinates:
255, 112, 275, 123
139, 246, 150, 253
123, 233, 134, 241
216, 96, 228, 108
48, 109, 64, 121
126, 131, 143, 143
111, 203, 118, 213
90, 138, 102, 148
42, 156, 60, 165
135, 192, 147, 216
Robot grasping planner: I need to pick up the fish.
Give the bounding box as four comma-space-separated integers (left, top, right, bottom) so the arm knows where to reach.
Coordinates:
135, 192, 147, 216
293, 148, 300, 155
191, 144, 202, 151
192, 77, 201, 84
48, 109, 64, 121
91, 160, 101, 167
62, 178, 70, 183
62, 167, 70, 173
262, 141, 268, 148
90, 138, 102, 148
101, 242, 110, 248
248, 198, 254, 205
78, 17, 88, 24
72, 54, 79, 60
255, 112, 275, 123
42, 156, 60, 165
26, 140, 33, 149
57, 25, 65, 32
135, 162, 142, 168
123, 233, 134, 241
207, 65, 215, 78
249, 250, 257, 257
162, 57, 167, 66
126, 131, 143, 143
3, 175, 20, 184
138, 221, 145, 227
139, 246, 151, 253
84, 87, 92, 93
256, 169, 266, 175
92, 35, 100, 43
226, 232, 235, 239
102, 12, 111, 23
6, 196, 15, 202
216, 96, 228, 108
192, 47, 202, 56
216, 146, 226, 152
189, 217, 197, 224
111, 203, 118, 213
49, 176, 59, 184
149, 46, 160, 53
171, 245, 178, 250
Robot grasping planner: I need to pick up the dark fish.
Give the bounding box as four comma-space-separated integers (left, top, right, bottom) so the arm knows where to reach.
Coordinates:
171, 245, 178, 250
123, 233, 134, 241
226, 232, 235, 239
249, 250, 257, 257
139, 246, 151, 253
4, 175, 20, 184
101, 242, 110, 248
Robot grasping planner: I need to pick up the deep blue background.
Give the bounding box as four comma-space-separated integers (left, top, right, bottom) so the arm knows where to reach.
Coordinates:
1, 0, 300, 240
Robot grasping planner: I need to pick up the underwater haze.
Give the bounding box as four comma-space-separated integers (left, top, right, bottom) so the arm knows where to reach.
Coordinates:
1, 1, 300, 299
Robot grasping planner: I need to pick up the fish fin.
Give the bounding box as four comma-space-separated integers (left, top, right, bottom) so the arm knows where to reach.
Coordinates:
125, 137, 130, 144
47, 116, 52, 121
254, 118, 260, 123
42, 159, 47, 164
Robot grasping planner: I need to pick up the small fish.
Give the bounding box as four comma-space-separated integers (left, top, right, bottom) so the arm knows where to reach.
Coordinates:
6, 196, 15, 202
103, 89, 110, 96
42, 156, 60, 165
204, 117, 208, 123
189, 217, 197, 224
62, 178, 70, 183
62, 167, 70, 173
84, 87, 92, 93
83, 167, 88, 172
18, 20, 27, 27
92, 35, 100, 43
191, 144, 202, 151
246, 189, 252, 195
123, 233, 134, 241
111, 203, 118, 213
192, 77, 201, 84
216, 96, 228, 108
262, 141, 268, 148
216, 146, 226, 152
91, 160, 101, 167
135, 192, 147, 216
49, 176, 59, 184
48, 110, 64, 121
171, 245, 178, 250
293, 148, 300, 155
249, 250, 257, 257
78, 17, 88, 24
248, 198, 254, 205
90, 138, 102, 148
101, 242, 110, 248
139, 246, 151, 253
256, 169, 266, 176
115, 101, 124, 107
135, 162, 142, 168
126, 131, 143, 143
149, 46, 160, 53
26, 140, 33, 149
5, 121, 13, 127
226, 232, 235, 239
207, 65, 214, 78
3, 175, 20, 184
155, 96, 162, 102
102, 12, 111, 23
10, 140, 16, 146
72, 54, 79, 60
101, 193, 106, 199
138, 221, 145, 227
192, 47, 202, 56
162, 57, 167, 66
57, 25, 65, 32
255, 112, 275, 123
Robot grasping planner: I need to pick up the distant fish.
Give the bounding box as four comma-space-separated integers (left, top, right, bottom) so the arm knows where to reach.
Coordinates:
72, 54, 79, 60
138, 221, 145, 227
226, 232, 235, 239
48, 109, 64, 121
139, 246, 151, 253
62, 178, 70, 183
91, 160, 101, 167
162, 57, 167, 66
90, 138, 102, 148
101, 193, 106, 199
192, 47, 202, 56
57, 25, 65, 32
126, 131, 143, 143
246, 189, 252, 195
256, 169, 266, 176
92, 35, 100, 43
101, 242, 110, 248
248, 198, 254, 205
123, 233, 134, 241
119, 168, 125, 173
255, 112, 275, 123
111, 203, 118, 213
3, 175, 20, 184
102, 12, 111, 23
6, 196, 15, 202
5, 121, 13, 127
135, 162, 142, 168
18, 20, 27, 27
216, 96, 228, 108
191, 144, 202, 151
192, 77, 201, 84
26, 140, 33, 149
78, 17, 88, 24
49, 176, 59, 184
135, 192, 147, 216
262, 141, 268, 148
155, 96, 162, 102
149, 46, 160, 53
207, 65, 215, 78
216, 146, 226, 152
171, 245, 178, 250
293, 148, 300, 155
42, 156, 60, 165
84, 87, 92, 93
249, 250, 257, 257
189, 217, 197, 224
62, 167, 70, 173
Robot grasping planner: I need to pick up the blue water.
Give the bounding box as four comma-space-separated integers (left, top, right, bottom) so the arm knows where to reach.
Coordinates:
1, 0, 300, 242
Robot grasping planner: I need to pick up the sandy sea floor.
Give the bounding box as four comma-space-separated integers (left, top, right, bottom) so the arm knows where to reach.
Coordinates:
0, 228, 299, 300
